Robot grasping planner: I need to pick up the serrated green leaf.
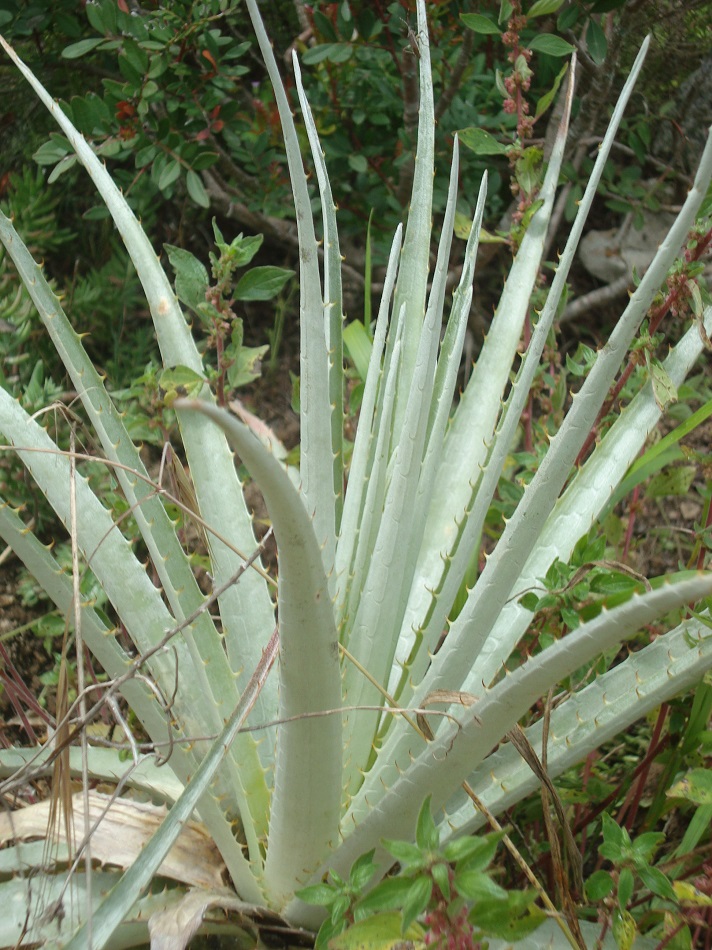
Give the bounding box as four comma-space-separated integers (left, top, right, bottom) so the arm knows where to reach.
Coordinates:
354, 878, 413, 918
442, 832, 500, 865
453, 835, 501, 874
401, 876, 432, 934
349, 850, 377, 891
431, 863, 450, 901
296, 883, 339, 906
329, 913, 425, 950
382, 840, 423, 866
234, 265, 294, 301
454, 869, 508, 902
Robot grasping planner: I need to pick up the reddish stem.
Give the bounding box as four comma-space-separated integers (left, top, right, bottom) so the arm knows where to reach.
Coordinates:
696, 494, 712, 571
617, 703, 668, 832
621, 483, 640, 562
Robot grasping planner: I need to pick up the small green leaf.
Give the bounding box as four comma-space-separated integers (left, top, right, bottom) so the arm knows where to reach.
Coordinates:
62, 37, 106, 58
515, 146, 543, 197
612, 908, 637, 950
382, 839, 423, 866
186, 169, 210, 208
431, 863, 450, 902
348, 154, 368, 173
401, 876, 432, 934
561, 606, 580, 629
454, 869, 508, 902
601, 813, 627, 855
631, 831, 665, 862
470, 891, 544, 940
499, 1, 514, 23
164, 244, 209, 312
344, 320, 373, 383
349, 850, 377, 891
33, 134, 72, 165
668, 768, 712, 806
332, 894, 352, 925
456, 128, 508, 156
329, 914, 425, 950
586, 18, 608, 64
534, 62, 569, 119
519, 591, 541, 612
158, 366, 205, 406
327, 42, 353, 63
302, 42, 352, 64
135, 144, 157, 168
415, 796, 439, 851
528, 0, 565, 16
519, 198, 544, 229
355, 878, 413, 918
638, 865, 676, 902
647, 465, 696, 499
673, 881, 712, 906
226, 343, 269, 389
460, 13, 501, 35
141, 79, 160, 99
442, 833, 500, 865
585, 870, 614, 901
618, 867, 634, 910
296, 883, 338, 907
234, 265, 294, 301
47, 154, 79, 183
158, 159, 181, 190
647, 355, 678, 410
528, 34, 576, 56
451, 834, 501, 873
